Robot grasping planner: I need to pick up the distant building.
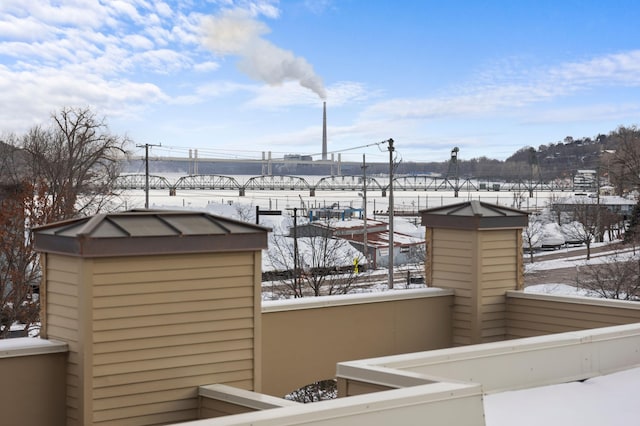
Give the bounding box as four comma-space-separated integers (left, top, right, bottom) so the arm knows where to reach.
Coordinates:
284, 154, 313, 162
552, 194, 636, 217
293, 218, 425, 269
573, 169, 597, 192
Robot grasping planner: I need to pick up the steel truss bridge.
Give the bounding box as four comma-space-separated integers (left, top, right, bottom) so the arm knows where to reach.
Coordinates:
115, 174, 577, 196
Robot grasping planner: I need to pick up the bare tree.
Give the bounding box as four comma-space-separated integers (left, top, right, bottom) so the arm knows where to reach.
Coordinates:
21, 106, 130, 219
299, 233, 362, 297
548, 193, 565, 225
234, 202, 256, 223
266, 219, 364, 298
577, 251, 640, 300
559, 198, 606, 260
523, 217, 544, 263
0, 108, 130, 338
607, 126, 640, 195
0, 180, 56, 337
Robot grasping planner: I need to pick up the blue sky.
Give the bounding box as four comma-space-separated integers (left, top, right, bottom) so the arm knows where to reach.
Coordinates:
2, 1, 640, 164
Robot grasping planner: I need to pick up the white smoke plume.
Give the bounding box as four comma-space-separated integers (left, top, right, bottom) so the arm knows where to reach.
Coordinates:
201, 9, 326, 100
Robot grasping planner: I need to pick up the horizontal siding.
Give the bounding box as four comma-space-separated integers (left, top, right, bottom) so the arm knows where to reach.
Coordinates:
90, 251, 258, 425
93, 306, 253, 331
94, 404, 196, 426
478, 231, 516, 342
93, 297, 251, 321
507, 293, 640, 339
93, 329, 253, 355
435, 230, 474, 345
93, 363, 253, 399
433, 229, 473, 299
92, 265, 254, 287
44, 254, 81, 426
91, 252, 252, 273
93, 286, 253, 309
93, 337, 251, 366
93, 344, 253, 377
93, 318, 253, 343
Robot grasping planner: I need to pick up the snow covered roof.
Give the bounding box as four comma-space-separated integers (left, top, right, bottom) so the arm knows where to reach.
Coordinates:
554, 195, 636, 206
421, 200, 528, 230
33, 209, 269, 257
339, 230, 424, 248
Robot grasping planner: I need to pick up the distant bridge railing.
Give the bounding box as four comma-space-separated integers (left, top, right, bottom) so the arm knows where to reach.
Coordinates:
315, 175, 384, 192
174, 175, 241, 191
113, 173, 580, 196
114, 174, 172, 190
244, 175, 311, 191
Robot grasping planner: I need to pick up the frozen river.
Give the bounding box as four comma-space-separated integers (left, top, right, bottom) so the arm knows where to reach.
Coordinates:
118, 173, 562, 214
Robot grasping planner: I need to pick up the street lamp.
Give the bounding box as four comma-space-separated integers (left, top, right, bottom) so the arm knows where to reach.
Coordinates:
388, 139, 395, 289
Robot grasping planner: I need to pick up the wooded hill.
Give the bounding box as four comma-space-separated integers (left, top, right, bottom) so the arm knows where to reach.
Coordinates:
397, 126, 638, 183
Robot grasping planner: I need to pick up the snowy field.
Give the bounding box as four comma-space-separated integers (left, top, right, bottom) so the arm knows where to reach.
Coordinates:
524, 242, 639, 296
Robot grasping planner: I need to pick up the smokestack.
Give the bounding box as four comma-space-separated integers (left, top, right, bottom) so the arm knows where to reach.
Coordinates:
322, 101, 327, 161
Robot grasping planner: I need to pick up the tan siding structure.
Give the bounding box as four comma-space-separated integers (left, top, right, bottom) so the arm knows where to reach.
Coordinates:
0, 339, 68, 426
41, 253, 83, 423
198, 384, 298, 419
421, 201, 528, 345
507, 291, 640, 338
261, 289, 453, 397
34, 210, 268, 426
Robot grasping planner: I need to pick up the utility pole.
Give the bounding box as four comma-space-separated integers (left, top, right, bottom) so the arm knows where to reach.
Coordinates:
362, 154, 368, 266
387, 138, 395, 289
136, 143, 161, 209
293, 207, 299, 297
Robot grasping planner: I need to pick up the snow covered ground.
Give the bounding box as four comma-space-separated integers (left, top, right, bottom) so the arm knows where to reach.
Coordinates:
524, 242, 639, 296
484, 366, 640, 426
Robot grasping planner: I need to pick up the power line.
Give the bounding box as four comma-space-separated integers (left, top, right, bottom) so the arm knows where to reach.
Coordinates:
134, 140, 394, 162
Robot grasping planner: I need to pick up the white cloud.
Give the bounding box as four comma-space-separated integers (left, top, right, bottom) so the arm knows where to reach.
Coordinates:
0, 65, 167, 131
551, 50, 640, 87
0, 15, 51, 40
107, 1, 145, 25
360, 50, 640, 125
129, 49, 193, 74
122, 34, 155, 50
154, 1, 173, 18
193, 61, 221, 72
12, 1, 109, 28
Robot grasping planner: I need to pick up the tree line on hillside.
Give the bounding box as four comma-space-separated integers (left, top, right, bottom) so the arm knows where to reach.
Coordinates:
395, 126, 640, 190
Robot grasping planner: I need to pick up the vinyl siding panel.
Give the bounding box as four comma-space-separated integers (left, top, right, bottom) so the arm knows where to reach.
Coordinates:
506, 292, 640, 339
89, 251, 258, 425
432, 229, 475, 345
42, 253, 83, 426
479, 230, 518, 343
